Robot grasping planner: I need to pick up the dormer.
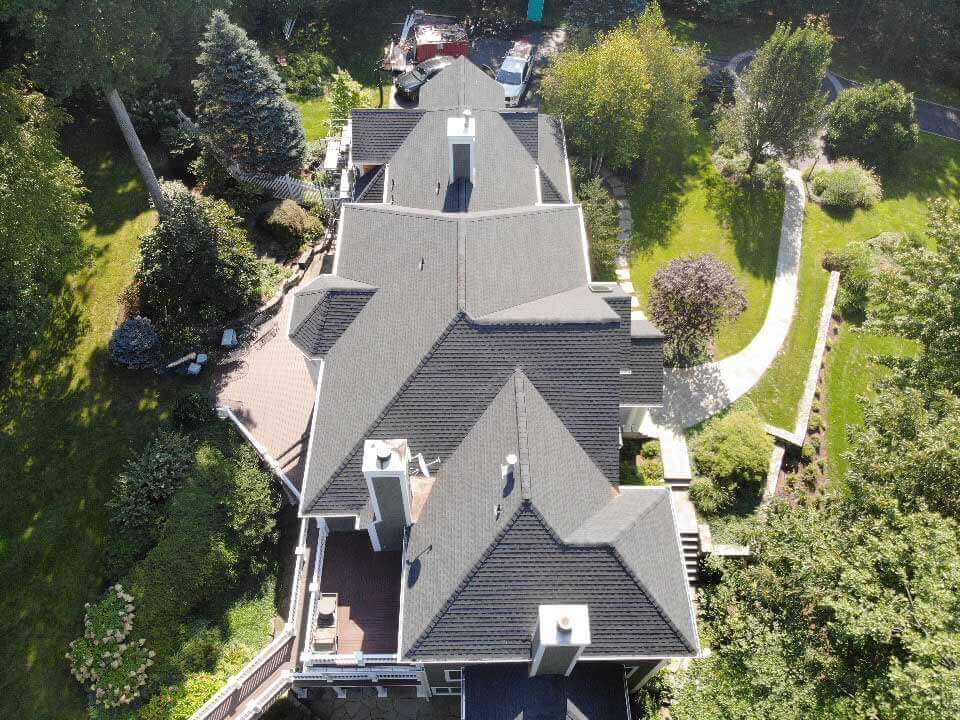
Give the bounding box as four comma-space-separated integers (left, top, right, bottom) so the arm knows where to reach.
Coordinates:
288, 275, 377, 358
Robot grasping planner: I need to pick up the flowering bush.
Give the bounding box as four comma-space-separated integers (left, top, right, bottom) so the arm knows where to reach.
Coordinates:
66, 584, 154, 711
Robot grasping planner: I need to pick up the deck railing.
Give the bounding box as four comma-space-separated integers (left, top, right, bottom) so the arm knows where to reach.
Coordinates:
188, 631, 296, 720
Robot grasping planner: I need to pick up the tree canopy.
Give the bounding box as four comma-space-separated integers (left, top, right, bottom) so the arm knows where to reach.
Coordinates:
542, 5, 702, 173
194, 10, 305, 176
826, 80, 919, 168
717, 18, 833, 171
672, 501, 960, 720
648, 254, 747, 365
0, 71, 88, 370
867, 200, 960, 394
541, 22, 652, 171
137, 181, 261, 331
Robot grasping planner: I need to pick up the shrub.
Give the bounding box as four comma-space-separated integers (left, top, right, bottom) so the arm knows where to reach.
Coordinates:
811, 160, 882, 210
138, 181, 262, 331
638, 458, 664, 485
689, 476, 732, 515
713, 151, 783, 190
640, 440, 661, 459
257, 199, 312, 255
66, 584, 154, 712
702, 67, 737, 105
221, 445, 280, 572
109, 317, 161, 370
109, 431, 195, 563
823, 240, 877, 317
693, 403, 772, 492
577, 176, 621, 280
826, 80, 919, 168
125, 458, 238, 657
279, 50, 335, 97
801, 441, 816, 463
649, 254, 747, 366
173, 392, 213, 430
128, 86, 179, 140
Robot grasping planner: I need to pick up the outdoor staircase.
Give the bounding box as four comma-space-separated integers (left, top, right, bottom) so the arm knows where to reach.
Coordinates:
680, 530, 701, 585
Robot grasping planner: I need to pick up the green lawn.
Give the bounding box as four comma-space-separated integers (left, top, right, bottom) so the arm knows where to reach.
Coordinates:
823, 327, 915, 485
292, 86, 380, 141
0, 116, 167, 719
749, 134, 960, 429
629, 131, 783, 358
0, 117, 285, 719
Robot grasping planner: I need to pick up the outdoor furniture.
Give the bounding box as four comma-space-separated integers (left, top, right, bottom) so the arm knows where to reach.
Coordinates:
221, 328, 238, 347
186, 362, 202, 376
312, 593, 339, 653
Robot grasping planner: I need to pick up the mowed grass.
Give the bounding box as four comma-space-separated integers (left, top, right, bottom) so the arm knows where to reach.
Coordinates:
749, 134, 960, 429
292, 86, 380, 141
0, 116, 173, 720
824, 327, 916, 484
629, 130, 783, 358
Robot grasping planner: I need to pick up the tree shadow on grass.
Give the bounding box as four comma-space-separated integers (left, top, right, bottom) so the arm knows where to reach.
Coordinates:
0, 289, 184, 719
703, 172, 784, 279
629, 136, 708, 252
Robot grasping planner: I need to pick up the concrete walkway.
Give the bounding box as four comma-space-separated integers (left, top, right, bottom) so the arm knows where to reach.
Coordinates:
619, 169, 806, 469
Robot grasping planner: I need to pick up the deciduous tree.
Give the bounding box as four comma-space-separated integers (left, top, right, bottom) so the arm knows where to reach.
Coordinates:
647, 254, 747, 365
0, 71, 88, 369
541, 24, 652, 172
867, 199, 960, 394
716, 18, 833, 172
826, 80, 919, 169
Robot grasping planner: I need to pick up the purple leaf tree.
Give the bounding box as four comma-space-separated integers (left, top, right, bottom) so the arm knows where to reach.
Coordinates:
648, 254, 747, 366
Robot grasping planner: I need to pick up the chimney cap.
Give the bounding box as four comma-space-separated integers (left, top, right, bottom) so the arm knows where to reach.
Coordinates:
537, 604, 590, 647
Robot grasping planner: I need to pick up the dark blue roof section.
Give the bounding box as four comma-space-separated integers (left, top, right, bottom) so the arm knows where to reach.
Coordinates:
464, 663, 629, 720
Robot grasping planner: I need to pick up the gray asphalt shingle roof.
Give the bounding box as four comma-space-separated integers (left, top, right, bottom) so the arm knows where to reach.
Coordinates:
351, 109, 424, 164
418, 55, 505, 110
400, 371, 696, 660
286, 57, 686, 664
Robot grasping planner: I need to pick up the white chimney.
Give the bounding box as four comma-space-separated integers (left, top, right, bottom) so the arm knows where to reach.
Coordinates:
447, 109, 476, 183
530, 604, 591, 677
362, 439, 412, 551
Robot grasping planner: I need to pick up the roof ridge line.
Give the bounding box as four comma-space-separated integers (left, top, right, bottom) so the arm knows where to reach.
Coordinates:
513, 370, 532, 499
528, 502, 695, 655
307, 312, 464, 510
405, 501, 529, 658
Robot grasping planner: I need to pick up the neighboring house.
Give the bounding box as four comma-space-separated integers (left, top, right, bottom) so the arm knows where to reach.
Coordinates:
260, 57, 695, 718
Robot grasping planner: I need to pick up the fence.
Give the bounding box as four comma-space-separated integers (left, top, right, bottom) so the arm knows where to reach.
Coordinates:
189, 631, 296, 720
176, 110, 338, 210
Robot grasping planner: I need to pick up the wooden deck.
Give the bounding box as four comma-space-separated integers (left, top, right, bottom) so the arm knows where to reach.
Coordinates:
320, 532, 402, 655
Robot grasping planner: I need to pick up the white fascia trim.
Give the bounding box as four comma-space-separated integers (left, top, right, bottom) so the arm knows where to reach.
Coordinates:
560, 119, 574, 202
383, 164, 390, 203
534, 164, 542, 205
396, 531, 409, 658
297, 359, 326, 516
417, 653, 693, 664
576, 204, 592, 283
668, 487, 703, 656
305, 513, 361, 529
331, 205, 348, 277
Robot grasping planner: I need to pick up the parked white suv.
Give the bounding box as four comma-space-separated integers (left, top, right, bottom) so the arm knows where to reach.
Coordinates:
497, 42, 533, 107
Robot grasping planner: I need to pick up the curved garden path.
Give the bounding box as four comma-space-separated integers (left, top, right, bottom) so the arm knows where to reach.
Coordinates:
615, 169, 806, 478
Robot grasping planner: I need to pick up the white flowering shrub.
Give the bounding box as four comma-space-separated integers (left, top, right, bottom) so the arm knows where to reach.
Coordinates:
66, 584, 154, 711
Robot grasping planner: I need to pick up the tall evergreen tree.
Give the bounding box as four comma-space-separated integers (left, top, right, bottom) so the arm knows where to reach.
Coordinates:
194, 11, 306, 177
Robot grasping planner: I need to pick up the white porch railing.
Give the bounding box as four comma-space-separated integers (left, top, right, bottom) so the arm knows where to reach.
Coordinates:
217, 406, 301, 501
188, 630, 296, 720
